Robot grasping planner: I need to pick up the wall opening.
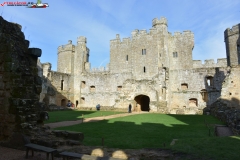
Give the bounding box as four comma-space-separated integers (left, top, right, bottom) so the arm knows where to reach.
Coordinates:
126, 55, 128, 61
173, 52, 178, 57
61, 99, 66, 106
134, 95, 150, 111
142, 49, 146, 55
117, 86, 122, 91
206, 76, 213, 86
80, 97, 85, 104
61, 80, 64, 90
144, 66, 146, 73
81, 81, 86, 88
181, 83, 188, 90
90, 86, 95, 92
200, 89, 208, 102
76, 100, 79, 107
189, 98, 198, 107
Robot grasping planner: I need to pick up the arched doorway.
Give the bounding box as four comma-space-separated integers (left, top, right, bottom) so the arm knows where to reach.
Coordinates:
134, 95, 150, 111
61, 99, 66, 107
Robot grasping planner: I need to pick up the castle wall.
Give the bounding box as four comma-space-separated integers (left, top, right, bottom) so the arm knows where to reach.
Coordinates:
168, 31, 194, 70
168, 67, 227, 114
38, 17, 238, 115
0, 16, 42, 141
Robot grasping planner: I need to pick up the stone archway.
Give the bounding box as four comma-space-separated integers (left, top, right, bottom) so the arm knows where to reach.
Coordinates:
134, 95, 150, 111
61, 99, 66, 107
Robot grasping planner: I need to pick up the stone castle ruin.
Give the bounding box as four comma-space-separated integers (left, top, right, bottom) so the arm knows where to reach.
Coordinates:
0, 14, 240, 146
38, 17, 239, 115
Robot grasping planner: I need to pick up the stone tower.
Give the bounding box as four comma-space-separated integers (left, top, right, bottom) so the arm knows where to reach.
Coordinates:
224, 24, 240, 66
57, 40, 75, 73
73, 36, 89, 102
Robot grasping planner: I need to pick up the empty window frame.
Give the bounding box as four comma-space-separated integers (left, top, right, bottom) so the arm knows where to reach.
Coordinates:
206, 76, 213, 86
181, 83, 188, 90
117, 86, 122, 91
173, 52, 178, 57
90, 86, 96, 92
142, 49, 146, 55
80, 97, 85, 104
81, 81, 86, 88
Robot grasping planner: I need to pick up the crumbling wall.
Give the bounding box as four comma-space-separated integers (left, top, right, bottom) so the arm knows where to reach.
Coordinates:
0, 16, 43, 142
206, 65, 240, 134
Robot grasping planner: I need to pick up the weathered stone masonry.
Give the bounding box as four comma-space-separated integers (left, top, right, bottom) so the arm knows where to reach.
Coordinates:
39, 17, 238, 115
0, 16, 43, 142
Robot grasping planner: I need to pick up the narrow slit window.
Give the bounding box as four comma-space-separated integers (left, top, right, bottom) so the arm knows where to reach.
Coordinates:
126, 55, 128, 61
144, 66, 146, 73
237, 45, 240, 54
61, 80, 64, 90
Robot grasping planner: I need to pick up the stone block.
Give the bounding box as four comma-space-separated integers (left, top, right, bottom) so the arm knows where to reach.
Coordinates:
66, 131, 84, 141
28, 48, 42, 57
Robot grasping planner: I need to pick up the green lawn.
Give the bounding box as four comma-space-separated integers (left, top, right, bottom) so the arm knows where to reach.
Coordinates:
55, 113, 240, 160
45, 110, 125, 123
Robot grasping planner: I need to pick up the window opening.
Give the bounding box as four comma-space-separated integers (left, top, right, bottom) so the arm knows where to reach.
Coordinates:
206, 76, 213, 86
90, 86, 96, 92
81, 81, 86, 88
61, 80, 64, 90
142, 49, 146, 55
117, 86, 122, 91
144, 66, 146, 73
126, 55, 128, 61
173, 52, 178, 57
181, 83, 188, 90
80, 97, 85, 104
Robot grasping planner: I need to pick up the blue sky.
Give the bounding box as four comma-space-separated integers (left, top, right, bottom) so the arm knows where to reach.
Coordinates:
1, 0, 239, 71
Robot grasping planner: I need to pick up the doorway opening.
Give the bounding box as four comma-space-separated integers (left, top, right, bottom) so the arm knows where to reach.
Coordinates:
134, 95, 150, 111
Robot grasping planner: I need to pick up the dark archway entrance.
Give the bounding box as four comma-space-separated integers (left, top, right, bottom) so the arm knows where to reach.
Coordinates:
134, 95, 150, 111
61, 99, 66, 107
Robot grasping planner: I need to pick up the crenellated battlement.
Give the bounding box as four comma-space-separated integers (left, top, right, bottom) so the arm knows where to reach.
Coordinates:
57, 42, 75, 53
193, 58, 227, 68
152, 17, 168, 28
224, 24, 240, 38
77, 36, 87, 44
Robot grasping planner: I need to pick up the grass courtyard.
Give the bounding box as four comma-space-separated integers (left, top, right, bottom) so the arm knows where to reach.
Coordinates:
52, 112, 240, 159
45, 110, 124, 123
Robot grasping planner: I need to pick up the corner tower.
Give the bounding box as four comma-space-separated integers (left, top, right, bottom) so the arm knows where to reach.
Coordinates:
224, 24, 240, 66
57, 40, 75, 73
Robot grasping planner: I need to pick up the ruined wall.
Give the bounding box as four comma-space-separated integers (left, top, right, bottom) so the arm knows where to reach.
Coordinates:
168, 67, 227, 114
221, 65, 240, 107
207, 65, 240, 134
0, 16, 42, 141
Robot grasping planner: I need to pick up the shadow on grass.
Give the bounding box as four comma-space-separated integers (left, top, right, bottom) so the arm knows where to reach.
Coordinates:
45, 110, 124, 123
54, 114, 240, 159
